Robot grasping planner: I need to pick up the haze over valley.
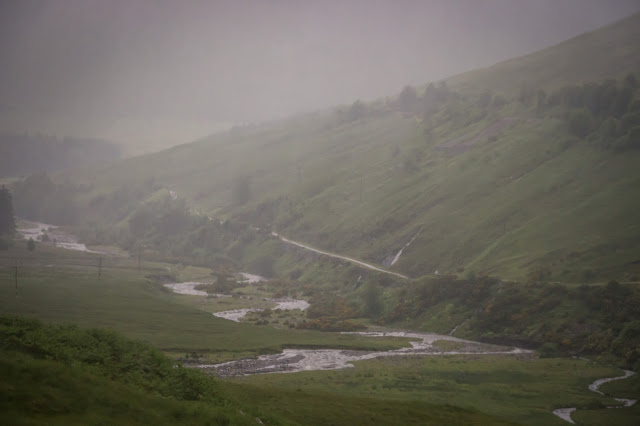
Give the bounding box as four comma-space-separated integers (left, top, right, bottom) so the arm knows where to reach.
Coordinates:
2, 1, 640, 425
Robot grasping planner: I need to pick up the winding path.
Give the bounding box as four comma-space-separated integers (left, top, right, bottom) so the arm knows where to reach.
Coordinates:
272, 232, 408, 279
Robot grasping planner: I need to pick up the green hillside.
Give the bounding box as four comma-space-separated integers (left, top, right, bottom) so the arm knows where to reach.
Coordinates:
13, 13, 640, 283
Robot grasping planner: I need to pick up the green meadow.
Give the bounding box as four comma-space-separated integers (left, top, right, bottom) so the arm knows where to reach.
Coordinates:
0, 245, 408, 359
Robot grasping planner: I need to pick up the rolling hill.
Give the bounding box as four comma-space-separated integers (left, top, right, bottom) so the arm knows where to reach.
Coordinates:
17, 13, 640, 283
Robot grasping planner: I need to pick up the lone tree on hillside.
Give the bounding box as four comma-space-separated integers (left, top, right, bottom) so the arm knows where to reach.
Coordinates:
0, 185, 16, 237
398, 85, 419, 113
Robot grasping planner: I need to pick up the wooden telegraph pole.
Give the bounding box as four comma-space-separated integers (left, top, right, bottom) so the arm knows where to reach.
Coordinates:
13, 259, 21, 297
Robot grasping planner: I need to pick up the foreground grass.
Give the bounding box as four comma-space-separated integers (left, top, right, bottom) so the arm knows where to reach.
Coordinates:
0, 316, 263, 425
228, 355, 631, 425
2, 353, 258, 426
1, 315, 523, 425
223, 381, 516, 426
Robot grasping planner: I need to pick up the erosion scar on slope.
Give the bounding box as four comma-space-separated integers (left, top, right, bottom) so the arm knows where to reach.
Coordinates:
272, 232, 409, 279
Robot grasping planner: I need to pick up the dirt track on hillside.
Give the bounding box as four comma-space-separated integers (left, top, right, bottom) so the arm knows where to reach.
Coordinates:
272, 232, 409, 279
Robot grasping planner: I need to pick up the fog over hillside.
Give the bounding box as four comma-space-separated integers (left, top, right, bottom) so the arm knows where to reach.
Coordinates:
1, 0, 639, 152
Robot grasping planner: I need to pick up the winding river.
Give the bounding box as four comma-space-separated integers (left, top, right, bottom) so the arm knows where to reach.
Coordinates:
17, 220, 100, 253
552, 369, 636, 424
164, 280, 529, 375
163, 276, 310, 322
198, 331, 530, 377
164, 278, 635, 421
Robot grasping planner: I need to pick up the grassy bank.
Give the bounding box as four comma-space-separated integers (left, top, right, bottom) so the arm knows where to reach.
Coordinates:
228, 355, 628, 425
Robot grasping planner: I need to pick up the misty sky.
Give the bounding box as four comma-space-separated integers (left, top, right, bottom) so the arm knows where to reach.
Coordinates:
1, 0, 639, 150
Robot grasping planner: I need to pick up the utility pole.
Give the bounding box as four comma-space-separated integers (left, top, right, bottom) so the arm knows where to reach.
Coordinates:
137, 245, 142, 271
98, 256, 103, 279
13, 259, 21, 297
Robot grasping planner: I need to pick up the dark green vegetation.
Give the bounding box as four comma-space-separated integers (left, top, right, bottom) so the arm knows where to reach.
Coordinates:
382, 276, 640, 370
0, 132, 121, 178
0, 185, 16, 249
0, 316, 254, 425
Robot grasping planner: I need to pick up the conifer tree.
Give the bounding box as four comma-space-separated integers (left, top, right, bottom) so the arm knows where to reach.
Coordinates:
0, 185, 16, 238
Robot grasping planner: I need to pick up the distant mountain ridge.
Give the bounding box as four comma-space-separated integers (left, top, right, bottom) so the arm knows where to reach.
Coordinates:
0, 132, 121, 177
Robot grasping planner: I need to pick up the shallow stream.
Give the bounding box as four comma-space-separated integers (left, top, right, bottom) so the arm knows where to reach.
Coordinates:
552, 369, 636, 423
196, 331, 530, 377
163, 276, 310, 322
17, 220, 99, 253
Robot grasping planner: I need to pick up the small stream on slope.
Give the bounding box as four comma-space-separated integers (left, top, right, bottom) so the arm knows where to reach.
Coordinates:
389, 228, 422, 266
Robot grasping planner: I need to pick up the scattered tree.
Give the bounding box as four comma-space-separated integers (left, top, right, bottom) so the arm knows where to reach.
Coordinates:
398, 85, 419, 113
0, 185, 16, 239
347, 100, 367, 121
568, 109, 594, 139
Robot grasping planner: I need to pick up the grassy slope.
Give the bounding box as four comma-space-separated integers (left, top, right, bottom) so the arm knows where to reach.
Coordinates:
54, 13, 640, 282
